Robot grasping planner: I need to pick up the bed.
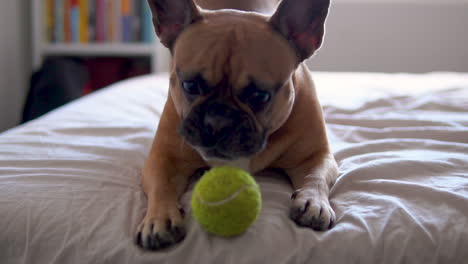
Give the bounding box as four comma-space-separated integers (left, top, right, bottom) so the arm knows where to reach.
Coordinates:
1, 72, 467, 263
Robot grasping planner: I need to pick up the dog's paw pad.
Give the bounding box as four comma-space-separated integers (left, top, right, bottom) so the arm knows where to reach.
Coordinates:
289, 189, 335, 231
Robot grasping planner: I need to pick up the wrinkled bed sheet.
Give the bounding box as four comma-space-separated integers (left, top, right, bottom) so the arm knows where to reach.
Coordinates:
1, 72, 467, 263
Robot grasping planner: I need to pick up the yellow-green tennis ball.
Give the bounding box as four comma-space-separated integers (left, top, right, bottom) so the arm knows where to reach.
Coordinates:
191, 166, 261, 237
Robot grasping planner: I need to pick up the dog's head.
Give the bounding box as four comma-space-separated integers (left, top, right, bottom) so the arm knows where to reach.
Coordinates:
148, 0, 330, 161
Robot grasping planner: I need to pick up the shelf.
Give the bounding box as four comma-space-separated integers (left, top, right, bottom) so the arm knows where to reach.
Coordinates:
42, 43, 157, 57
31, 0, 162, 72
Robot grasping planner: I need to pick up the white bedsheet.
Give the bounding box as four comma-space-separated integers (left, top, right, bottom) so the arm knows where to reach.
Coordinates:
1, 72, 467, 263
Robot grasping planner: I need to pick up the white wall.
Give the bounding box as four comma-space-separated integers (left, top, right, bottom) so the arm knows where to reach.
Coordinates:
0, 0, 30, 132
155, 1, 468, 73
308, 1, 468, 72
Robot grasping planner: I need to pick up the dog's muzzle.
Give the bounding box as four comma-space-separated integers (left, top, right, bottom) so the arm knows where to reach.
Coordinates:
179, 102, 266, 160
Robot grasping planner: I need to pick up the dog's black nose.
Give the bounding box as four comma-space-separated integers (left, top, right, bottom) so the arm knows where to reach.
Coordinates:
202, 103, 236, 145
204, 114, 233, 137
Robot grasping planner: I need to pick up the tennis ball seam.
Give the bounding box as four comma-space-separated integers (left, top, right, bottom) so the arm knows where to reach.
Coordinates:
196, 184, 257, 206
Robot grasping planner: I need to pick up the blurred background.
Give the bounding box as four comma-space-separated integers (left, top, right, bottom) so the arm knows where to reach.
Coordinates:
0, 0, 467, 132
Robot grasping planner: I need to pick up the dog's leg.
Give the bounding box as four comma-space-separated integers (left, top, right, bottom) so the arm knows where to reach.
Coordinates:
135, 153, 188, 250
286, 150, 338, 230
136, 99, 204, 250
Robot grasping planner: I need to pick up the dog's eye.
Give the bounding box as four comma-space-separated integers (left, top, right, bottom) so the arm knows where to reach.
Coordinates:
248, 91, 271, 105
182, 80, 200, 95
246, 90, 271, 112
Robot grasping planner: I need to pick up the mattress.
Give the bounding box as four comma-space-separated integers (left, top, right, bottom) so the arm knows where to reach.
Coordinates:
1, 72, 467, 263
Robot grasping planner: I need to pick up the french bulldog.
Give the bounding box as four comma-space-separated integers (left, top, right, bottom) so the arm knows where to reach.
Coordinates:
136, 0, 338, 250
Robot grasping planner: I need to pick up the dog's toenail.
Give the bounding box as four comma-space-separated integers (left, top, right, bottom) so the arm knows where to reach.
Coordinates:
303, 200, 310, 213
136, 232, 142, 246
291, 190, 299, 200
179, 208, 186, 217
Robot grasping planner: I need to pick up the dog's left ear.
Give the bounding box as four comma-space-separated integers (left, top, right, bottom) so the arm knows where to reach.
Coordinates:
147, 0, 201, 49
269, 0, 330, 62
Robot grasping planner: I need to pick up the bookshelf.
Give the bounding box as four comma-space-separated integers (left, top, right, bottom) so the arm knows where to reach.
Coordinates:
31, 0, 169, 73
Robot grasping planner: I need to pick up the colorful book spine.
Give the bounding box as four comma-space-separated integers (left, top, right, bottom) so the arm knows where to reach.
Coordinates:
107, 0, 114, 42
47, 0, 154, 44
54, 0, 64, 43
70, 0, 79, 43
131, 0, 141, 42
95, 0, 105, 42
113, 0, 122, 42
121, 0, 131, 42
64, 0, 71, 42
79, 0, 89, 43
44, 0, 54, 42
88, 0, 96, 42
141, 0, 154, 43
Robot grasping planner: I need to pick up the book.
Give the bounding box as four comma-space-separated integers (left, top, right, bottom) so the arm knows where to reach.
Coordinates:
46, 0, 156, 44
88, 0, 96, 42
70, 0, 79, 43
44, 0, 54, 42
95, 0, 105, 42
64, 0, 71, 42
141, 0, 154, 43
113, 0, 122, 42
121, 0, 131, 42
54, 0, 64, 43
106, 0, 114, 42
131, 0, 141, 42
79, 0, 89, 43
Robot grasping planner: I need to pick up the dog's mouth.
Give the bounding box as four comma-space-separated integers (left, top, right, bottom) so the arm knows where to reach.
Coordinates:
199, 148, 233, 160
191, 135, 266, 161
180, 124, 267, 161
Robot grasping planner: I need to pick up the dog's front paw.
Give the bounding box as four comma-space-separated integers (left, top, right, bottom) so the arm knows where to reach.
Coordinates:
135, 205, 186, 251
289, 189, 335, 231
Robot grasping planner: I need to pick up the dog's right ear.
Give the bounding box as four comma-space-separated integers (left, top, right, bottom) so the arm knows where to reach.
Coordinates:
147, 0, 201, 49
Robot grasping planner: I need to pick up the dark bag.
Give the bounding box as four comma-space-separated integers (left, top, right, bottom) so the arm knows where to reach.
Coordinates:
22, 58, 88, 123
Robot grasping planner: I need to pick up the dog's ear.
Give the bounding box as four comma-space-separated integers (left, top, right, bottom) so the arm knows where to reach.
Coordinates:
269, 0, 330, 62
147, 0, 201, 49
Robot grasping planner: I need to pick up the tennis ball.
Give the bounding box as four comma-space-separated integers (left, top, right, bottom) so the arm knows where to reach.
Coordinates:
191, 166, 261, 237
